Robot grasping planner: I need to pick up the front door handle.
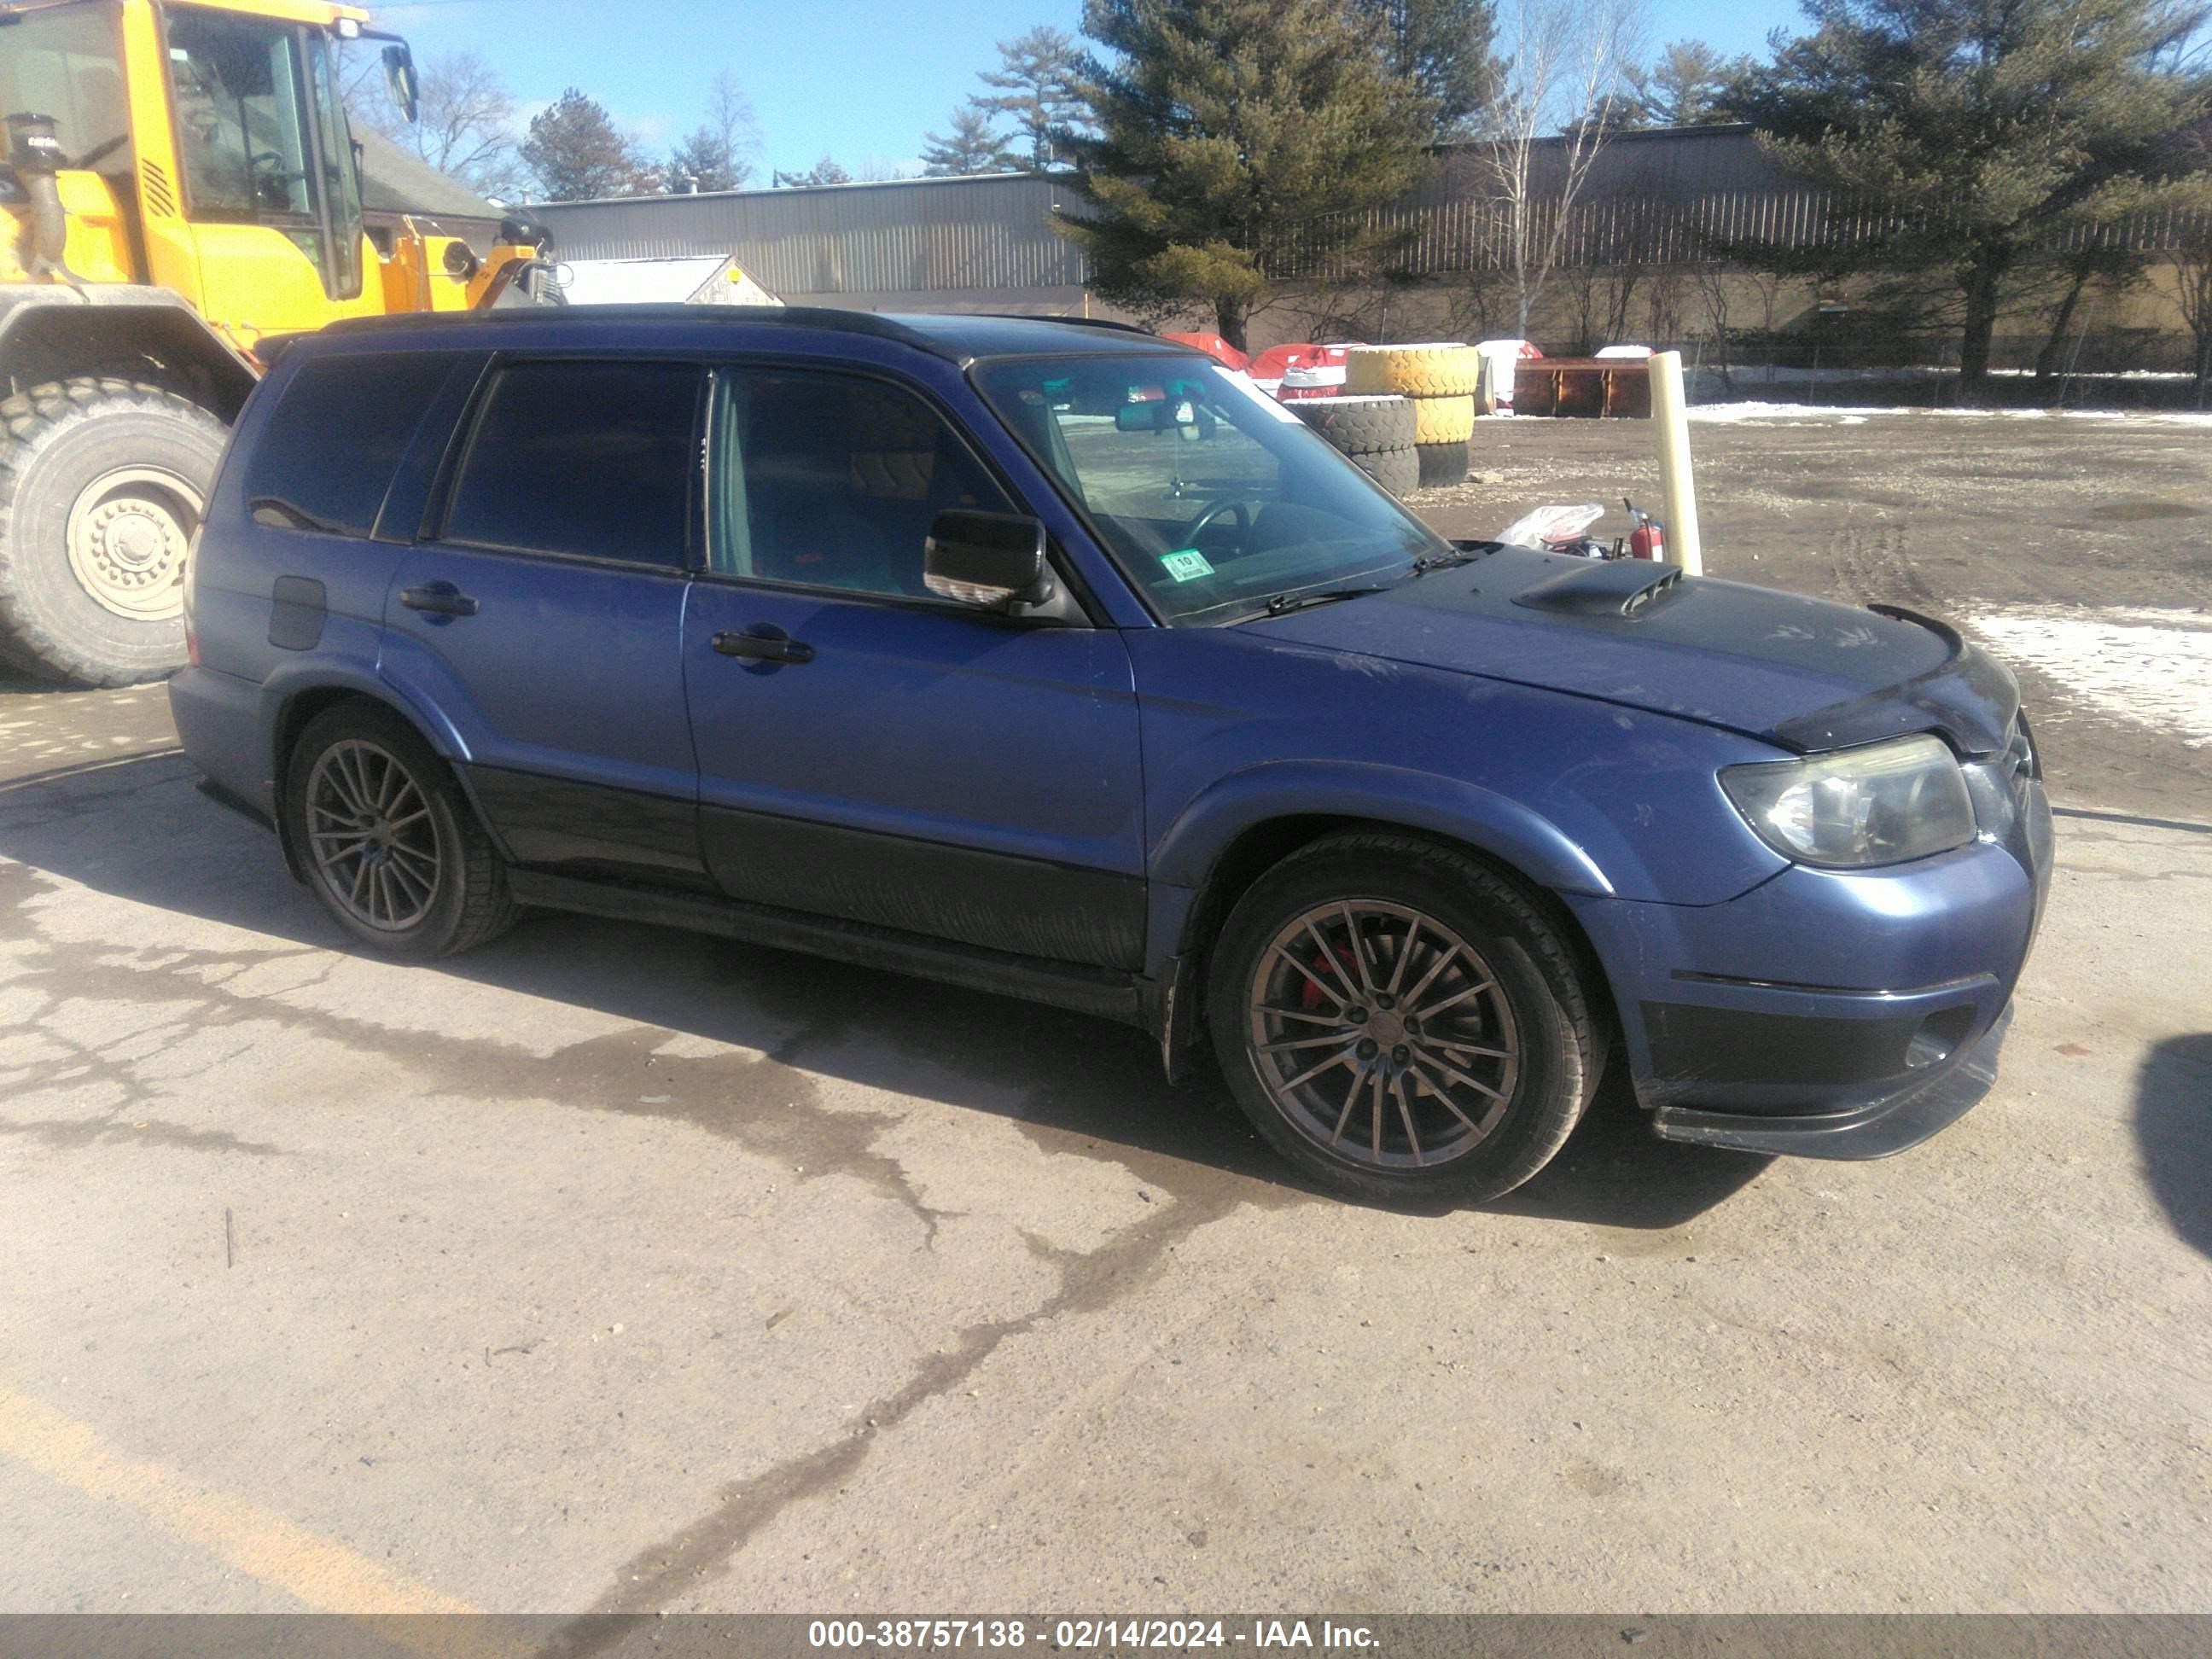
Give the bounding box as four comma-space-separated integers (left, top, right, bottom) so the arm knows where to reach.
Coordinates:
713, 626, 814, 665
400, 580, 478, 618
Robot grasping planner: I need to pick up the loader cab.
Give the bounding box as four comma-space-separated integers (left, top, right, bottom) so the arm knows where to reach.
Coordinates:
0, 0, 399, 342
160, 3, 365, 302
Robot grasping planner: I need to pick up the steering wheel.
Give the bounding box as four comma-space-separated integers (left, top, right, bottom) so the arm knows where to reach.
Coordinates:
1185, 497, 1256, 557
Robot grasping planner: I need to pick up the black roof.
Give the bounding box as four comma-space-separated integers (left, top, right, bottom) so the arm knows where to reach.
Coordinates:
320, 304, 1196, 364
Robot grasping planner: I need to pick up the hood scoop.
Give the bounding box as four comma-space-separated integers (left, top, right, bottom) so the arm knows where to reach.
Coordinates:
1511, 560, 1684, 619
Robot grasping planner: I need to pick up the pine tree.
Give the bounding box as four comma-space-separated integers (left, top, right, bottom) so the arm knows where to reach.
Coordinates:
1354, 0, 1502, 140
520, 88, 655, 201
977, 26, 1087, 169
1062, 0, 1432, 350
921, 104, 1018, 177
1626, 39, 1751, 127
1732, 0, 2209, 394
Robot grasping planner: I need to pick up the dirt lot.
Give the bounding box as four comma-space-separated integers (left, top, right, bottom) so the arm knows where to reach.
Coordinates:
1, 412, 2207, 1626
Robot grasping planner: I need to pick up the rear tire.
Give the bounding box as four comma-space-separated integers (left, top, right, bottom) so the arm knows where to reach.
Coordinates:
0, 377, 227, 686
1206, 832, 1602, 1206
283, 702, 521, 959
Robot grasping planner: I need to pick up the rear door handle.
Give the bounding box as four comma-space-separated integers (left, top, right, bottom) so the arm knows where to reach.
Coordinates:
713, 626, 813, 664
400, 580, 478, 618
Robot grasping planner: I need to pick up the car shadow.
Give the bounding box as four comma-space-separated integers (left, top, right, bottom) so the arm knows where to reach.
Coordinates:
0, 752, 1772, 1229
2135, 1033, 2212, 1258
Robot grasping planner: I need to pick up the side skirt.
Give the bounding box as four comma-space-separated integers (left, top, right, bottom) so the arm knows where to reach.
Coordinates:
507, 869, 1148, 1030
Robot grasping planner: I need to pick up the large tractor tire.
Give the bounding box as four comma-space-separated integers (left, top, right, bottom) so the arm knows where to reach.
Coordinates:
1409, 393, 1476, 445
1291, 394, 1417, 455
1348, 445, 1420, 498
0, 377, 228, 686
1344, 343, 1483, 399
1416, 441, 1470, 488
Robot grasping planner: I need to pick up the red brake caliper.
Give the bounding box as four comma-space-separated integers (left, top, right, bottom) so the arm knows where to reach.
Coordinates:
1299, 943, 1362, 1012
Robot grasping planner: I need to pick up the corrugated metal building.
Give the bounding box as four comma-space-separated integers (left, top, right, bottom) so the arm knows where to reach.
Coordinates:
526, 125, 2212, 312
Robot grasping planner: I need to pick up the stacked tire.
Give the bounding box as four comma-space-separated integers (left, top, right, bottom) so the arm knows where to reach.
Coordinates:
1290, 395, 1418, 497
1344, 344, 1481, 489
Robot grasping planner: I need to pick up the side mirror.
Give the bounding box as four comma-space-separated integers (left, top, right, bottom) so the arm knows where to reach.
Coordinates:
382, 44, 420, 125
923, 510, 1054, 609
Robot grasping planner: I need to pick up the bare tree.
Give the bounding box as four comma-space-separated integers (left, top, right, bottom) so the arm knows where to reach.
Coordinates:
2170, 232, 2212, 405
346, 49, 527, 201
1470, 0, 1644, 335
667, 71, 762, 192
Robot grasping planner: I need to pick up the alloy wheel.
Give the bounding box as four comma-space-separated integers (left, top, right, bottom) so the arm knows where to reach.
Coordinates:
1244, 900, 1521, 1171
306, 739, 440, 931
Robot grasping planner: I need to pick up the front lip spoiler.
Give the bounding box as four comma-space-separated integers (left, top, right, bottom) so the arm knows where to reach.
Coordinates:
1649, 1001, 2012, 1160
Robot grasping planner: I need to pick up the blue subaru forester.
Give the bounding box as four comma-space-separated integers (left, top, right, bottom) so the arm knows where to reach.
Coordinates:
171, 307, 2052, 1204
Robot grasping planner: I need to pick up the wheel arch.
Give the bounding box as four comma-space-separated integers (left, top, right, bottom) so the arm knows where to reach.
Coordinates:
1155, 778, 1624, 1080
267, 679, 492, 881
0, 288, 257, 418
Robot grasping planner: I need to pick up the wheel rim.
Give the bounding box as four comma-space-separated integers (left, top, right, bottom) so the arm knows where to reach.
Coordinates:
65, 464, 203, 620
1245, 900, 1521, 1173
306, 740, 440, 932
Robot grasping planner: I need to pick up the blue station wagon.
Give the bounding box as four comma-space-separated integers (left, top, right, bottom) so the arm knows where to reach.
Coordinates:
170, 307, 2052, 1204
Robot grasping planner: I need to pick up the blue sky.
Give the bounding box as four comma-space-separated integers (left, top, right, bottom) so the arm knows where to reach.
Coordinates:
376, 0, 1807, 182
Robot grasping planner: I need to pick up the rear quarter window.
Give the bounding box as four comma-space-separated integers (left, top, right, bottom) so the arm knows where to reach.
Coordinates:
246, 352, 460, 538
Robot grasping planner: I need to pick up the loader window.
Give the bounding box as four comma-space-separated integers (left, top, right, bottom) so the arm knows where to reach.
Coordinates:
165, 7, 364, 297
166, 10, 311, 222
0, 4, 131, 174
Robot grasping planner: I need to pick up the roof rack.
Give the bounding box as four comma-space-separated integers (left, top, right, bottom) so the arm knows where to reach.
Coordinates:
323, 303, 963, 362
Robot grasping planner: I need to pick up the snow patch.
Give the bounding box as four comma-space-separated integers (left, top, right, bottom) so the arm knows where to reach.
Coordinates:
1686, 401, 2212, 427
1687, 402, 1900, 422
1966, 606, 2212, 749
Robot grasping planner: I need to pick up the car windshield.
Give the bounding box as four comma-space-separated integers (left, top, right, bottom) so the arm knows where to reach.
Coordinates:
972, 352, 1447, 625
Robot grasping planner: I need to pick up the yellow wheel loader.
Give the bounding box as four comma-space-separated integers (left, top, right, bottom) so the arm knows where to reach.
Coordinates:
0, 0, 555, 685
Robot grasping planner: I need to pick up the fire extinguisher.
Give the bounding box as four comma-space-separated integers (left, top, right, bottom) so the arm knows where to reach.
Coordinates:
1624, 497, 1666, 561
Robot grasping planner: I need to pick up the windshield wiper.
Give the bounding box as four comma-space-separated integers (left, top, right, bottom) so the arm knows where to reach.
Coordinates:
1233, 585, 1394, 622
1410, 550, 1481, 575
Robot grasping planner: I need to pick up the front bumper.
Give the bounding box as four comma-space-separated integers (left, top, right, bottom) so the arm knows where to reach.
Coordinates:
1570, 761, 2051, 1161
1650, 1000, 2012, 1158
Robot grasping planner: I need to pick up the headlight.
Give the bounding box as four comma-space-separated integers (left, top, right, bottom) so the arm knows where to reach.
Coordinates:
1720, 734, 1976, 869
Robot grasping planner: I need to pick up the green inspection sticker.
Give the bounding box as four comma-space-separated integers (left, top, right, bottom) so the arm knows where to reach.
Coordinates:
1160, 549, 1215, 582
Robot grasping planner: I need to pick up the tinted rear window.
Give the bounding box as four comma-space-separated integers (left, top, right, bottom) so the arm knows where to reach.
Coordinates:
442, 359, 701, 566
247, 353, 457, 537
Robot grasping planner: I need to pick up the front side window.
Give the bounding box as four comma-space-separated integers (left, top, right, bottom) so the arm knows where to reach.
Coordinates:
0, 3, 131, 174
710, 369, 1014, 600
973, 355, 1443, 625
443, 359, 701, 566
247, 353, 458, 538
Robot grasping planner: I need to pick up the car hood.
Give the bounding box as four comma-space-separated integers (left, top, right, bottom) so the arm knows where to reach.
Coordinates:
1243, 546, 2020, 755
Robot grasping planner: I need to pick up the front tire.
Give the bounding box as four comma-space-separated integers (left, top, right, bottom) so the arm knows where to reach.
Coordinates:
1206, 833, 1602, 1205
0, 378, 228, 685
283, 703, 520, 959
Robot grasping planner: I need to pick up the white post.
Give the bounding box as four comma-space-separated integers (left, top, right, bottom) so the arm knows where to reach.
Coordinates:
1648, 350, 1703, 576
